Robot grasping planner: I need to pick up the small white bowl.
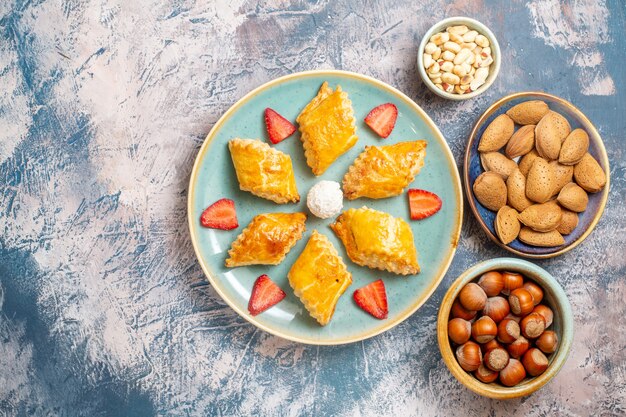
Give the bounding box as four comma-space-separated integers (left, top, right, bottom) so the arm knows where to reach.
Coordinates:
417, 17, 501, 100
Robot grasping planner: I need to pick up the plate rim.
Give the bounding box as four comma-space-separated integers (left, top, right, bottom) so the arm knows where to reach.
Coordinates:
187, 69, 463, 345
463, 91, 611, 259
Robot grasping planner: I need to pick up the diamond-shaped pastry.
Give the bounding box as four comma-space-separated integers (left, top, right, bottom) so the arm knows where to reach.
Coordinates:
343, 140, 427, 200
331, 207, 420, 275
225, 212, 306, 267
296, 82, 358, 176
288, 230, 352, 326
228, 138, 299, 204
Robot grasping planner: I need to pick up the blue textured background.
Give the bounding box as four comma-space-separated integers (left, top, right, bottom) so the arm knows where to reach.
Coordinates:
0, 0, 624, 416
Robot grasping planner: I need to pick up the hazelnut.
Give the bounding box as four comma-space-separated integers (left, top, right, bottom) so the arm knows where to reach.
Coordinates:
451, 299, 478, 321
499, 358, 527, 386
536, 330, 559, 354
482, 296, 510, 323
471, 316, 498, 344
532, 304, 553, 328
501, 271, 524, 295
477, 271, 504, 296
459, 283, 487, 311
484, 347, 510, 372
448, 318, 472, 344
522, 348, 549, 376
497, 318, 521, 344
456, 341, 482, 372
520, 312, 546, 339
507, 336, 530, 359
509, 288, 535, 316
474, 364, 499, 383
523, 281, 544, 305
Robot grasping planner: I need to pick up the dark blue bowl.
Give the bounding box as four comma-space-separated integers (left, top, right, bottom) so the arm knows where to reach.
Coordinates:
464, 92, 610, 258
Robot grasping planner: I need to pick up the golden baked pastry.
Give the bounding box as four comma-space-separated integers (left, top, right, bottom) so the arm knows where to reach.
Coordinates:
296, 82, 358, 176
343, 140, 427, 200
330, 207, 420, 275
225, 212, 306, 267
288, 230, 352, 326
228, 138, 299, 204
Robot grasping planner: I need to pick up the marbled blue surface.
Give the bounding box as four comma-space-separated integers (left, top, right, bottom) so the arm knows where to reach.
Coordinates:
0, 0, 625, 416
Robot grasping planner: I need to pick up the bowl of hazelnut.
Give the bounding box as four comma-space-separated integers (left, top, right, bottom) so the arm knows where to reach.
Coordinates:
437, 257, 573, 399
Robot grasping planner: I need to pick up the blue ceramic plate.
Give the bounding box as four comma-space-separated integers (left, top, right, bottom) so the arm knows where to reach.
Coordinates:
464, 92, 610, 258
188, 70, 462, 344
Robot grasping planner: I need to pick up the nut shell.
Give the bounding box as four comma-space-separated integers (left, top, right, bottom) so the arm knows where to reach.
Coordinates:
573, 153, 607, 193
478, 114, 515, 152
506, 168, 533, 212
505, 124, 535, 158
559, 128, 589, 165
550, 161, 574, 197
480, 152, 517, 180
495, 205, 521, 245
526, 158, 555, 203
536, 330, 558, 354
473, 172, 507, 211
535, 111, 570, 160
556, 210, 578, 235
519, 227, 565, 247
518, 148, 540, 176
477, 271, 505, 297
499, 358, 527, 387
506, 100, 549, 125
459, 283, 488, 311
557, 182, 589, 212
518, 201, 563, 232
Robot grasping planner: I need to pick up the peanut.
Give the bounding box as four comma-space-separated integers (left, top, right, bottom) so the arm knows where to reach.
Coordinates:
424, 42, 438, 54
443, 41, 461, 53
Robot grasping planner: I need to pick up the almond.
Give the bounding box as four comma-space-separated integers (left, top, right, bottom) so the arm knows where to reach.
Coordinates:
480, 152, 518, 180
473, 172, 507, 211
557, 182, 589, 212
559, 129, 589, 165
495, 206, 521, 245
518, 201, 563, 232
550, 161, 574, 197
505, 125, 535, 159
519, 227, 565, 247
557, 210, 579, 235
507, 168, 533, 212
573, 153, 607, 193
478, 114, 515, 152
506, 100, 549, 125
519, 148, 540, 176
535, 111, 570, 160
526, 158, 555, 203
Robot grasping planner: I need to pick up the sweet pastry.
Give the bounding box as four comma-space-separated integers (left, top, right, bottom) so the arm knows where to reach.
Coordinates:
225, 212, 306, 267
330, 207, 420, 275
288, 230, 352, 325
296, 82, 358, 176
228, 138, 299, 204
342, 140, 427, 200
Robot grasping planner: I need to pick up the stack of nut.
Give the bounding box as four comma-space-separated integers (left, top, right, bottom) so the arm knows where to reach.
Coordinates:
448, 271, 559, 387
472, 100, 607, 247
422, 25, 494, 94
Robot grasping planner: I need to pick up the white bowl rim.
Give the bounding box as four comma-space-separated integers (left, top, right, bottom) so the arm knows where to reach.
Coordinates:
417, 16, 501, 100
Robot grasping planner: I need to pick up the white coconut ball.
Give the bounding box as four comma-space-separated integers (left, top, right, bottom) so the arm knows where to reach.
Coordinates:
306, 180, 344, 219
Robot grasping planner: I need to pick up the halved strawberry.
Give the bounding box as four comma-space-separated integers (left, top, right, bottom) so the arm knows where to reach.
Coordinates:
408, 189, 442, 220
364, 103, 398, 138
353, 279, 388, 319
200, 198, 238, 230
264, 108, 296, 144
248, 274, 286, 316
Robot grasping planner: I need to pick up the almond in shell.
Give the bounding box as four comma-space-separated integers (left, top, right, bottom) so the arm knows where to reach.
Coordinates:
507, 168, 533, 212
519, 201, 563, 232
526, 158, 555, 203
557, 210, 579, 235
478, 114, 515, 152
535, 111, 570, 160
550, 161, 574, 197
557, 182, 589, 212
506, 100, 549, 125
573, 153, 607, 193
505, 125, 535, 159
495, 206, 521, 245
519, 227, 565, 247
481, 152, 517, 180
519, 148, 540, 176
559, 128, 589, 165
473, 171, 507, 211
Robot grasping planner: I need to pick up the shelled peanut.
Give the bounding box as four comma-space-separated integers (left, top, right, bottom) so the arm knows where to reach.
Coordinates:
448, 271, 559, 387
423, 25, 493, 94
471, 100, 607, 247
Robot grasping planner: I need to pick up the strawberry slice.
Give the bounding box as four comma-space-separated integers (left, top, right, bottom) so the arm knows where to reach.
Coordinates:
408, 189, 442, 220
353, 279, 388, 319
248, 274, 286, 316
364, 103, 398, 138
200, 198, 238, 230
264, 108, 296, 144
